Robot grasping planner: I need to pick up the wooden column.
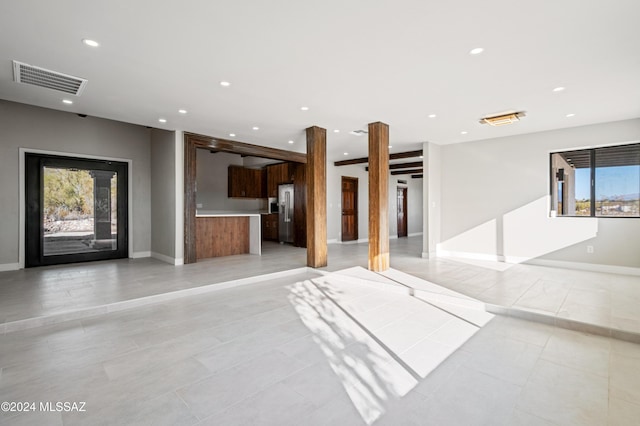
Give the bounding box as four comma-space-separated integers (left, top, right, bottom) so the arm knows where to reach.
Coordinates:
368, 121, 390, 271
306, 126, 327, 268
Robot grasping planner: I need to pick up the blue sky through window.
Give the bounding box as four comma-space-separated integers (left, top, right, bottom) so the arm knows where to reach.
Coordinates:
574, 166, 640, 200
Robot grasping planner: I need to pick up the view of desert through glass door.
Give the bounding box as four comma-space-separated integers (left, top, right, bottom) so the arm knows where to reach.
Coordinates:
25, 153, 128, 267
42, 166, 118, 256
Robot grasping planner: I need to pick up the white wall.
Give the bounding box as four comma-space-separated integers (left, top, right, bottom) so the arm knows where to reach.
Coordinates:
326, 162, 423, 242
423, 142, 441, 257
437, 118, 640, 269
0, 100, 151, 269
195, 149, 266, 211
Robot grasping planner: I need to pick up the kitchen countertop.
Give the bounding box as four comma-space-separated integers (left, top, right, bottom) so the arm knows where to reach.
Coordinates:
195, 210, 267, 217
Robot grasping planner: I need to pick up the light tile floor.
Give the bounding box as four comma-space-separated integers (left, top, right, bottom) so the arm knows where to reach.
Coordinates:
2, 236, 640, 424
1, 267, 639, 425
2, 237, 640, 339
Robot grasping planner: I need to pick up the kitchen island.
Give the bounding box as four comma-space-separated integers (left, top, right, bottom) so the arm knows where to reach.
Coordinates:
195, 211, 262, 259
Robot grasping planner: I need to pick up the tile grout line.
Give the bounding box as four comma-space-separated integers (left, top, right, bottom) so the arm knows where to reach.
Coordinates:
374, 270, 486, 329
308, 276, 423, 382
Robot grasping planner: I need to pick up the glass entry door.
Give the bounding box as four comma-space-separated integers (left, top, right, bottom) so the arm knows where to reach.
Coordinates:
25, 153, 128, 267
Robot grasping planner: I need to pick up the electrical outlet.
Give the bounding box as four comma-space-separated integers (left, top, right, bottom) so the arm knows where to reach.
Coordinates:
196, 203, 203, 209
587, 245, 594, 254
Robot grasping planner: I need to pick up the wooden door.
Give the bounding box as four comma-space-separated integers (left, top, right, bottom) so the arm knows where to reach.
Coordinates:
397, 186, 407, 237
341, 177, 358, 241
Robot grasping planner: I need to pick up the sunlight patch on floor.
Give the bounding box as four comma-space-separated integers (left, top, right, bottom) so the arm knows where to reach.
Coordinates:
288, 267, 494, 424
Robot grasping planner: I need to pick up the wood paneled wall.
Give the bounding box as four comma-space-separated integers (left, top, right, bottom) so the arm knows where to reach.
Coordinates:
196, 217, 249, 258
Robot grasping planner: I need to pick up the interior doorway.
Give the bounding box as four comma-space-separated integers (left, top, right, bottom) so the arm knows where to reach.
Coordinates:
397, 186, 407, 238
341, 176, 358, 241
25, 153, 128, 267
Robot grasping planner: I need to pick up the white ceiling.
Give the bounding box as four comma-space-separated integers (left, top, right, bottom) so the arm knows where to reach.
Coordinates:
1, 0, 639, 161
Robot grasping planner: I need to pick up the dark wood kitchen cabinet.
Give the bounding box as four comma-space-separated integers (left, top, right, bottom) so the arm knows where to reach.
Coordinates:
228, 165, 263, 198
261, 213, 279, 241
266, 163, 293, 198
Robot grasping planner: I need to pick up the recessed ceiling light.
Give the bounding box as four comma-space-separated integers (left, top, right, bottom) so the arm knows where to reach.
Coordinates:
461, 131, 468, 135
334, 129, 340, 133
288, 140, 294, 144
62, 99, 73, 105
178, 109, 187, 114
220, 81, 231, 87
252, 126, 259, 130
229, 133, 236, 137
388, 145, 393, 148
566, 113, 575, 117
344, 152, 349, 156
82, 39, 99, 47
469, 47, 484, 55
428, 114, 436, 118
300, 106, 309, 111
158, 118, 167, 123
553, 86, 565, 92
419, 155, 424, 159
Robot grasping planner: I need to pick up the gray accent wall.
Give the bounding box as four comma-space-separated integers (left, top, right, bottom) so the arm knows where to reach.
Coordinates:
0, 100, 151, 267
437, 118, 640, 268
150, 129, 177, 259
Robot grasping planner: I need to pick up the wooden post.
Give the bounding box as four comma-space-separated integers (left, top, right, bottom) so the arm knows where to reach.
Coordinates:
306, 126, 327, 268
368, 122, 390, 271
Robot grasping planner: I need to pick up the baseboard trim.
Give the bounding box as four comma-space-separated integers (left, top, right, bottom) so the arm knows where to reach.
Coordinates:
421, 252, 436, 259
408, 232, 423, 237
0, 263, 20, 272
151, 252, 180, 265
524, 258, 640, 277
437, 249, 504, 262
131, 251, 151, 259
327, 239, 338, 245
438, 249, 640, 276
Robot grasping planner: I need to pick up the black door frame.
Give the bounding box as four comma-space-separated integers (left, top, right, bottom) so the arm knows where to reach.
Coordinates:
25, 153, 128, 267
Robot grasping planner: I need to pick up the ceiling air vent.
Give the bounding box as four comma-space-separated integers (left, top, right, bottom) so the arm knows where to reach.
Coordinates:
12, 60, 88, 95
479, 111, 526, 127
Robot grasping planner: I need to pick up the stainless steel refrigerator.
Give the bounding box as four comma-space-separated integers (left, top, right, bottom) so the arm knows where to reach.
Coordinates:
278, 184, 294, 244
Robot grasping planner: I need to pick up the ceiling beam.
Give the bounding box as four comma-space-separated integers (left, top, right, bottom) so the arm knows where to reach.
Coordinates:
334, 149, 423, 166
390, 168, 423, 175
185, 132, 307, 163
366, 161, 423, 171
